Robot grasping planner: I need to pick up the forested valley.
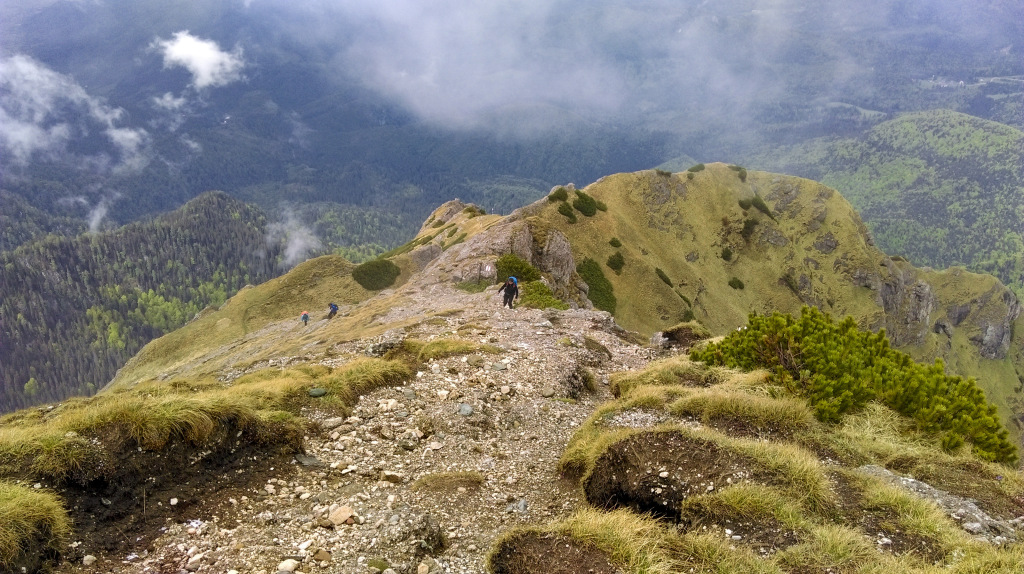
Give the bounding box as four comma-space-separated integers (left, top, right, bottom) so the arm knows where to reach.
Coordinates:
0, 192, 285, 412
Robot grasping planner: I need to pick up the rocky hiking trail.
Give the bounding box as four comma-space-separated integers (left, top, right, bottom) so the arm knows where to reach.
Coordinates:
56, 286, 656, 574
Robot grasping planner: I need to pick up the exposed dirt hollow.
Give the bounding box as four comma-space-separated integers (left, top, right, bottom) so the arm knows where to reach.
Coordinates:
488, 532, 621, 574
55, 427, 300, 567
583, 431, 760, 520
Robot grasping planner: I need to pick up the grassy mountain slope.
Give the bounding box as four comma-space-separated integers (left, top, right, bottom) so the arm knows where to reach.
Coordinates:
746, 110, 1024, 297
0, 192, 286, 413
404, 165, 1023, 440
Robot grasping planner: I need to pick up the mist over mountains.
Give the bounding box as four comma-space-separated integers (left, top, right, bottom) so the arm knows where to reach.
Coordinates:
1, 0, 1020, 242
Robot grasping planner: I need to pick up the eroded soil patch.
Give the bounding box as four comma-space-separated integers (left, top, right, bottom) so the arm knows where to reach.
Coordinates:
489, 532, 621, 574
584, 431, 758, 520
54, 425, 301, 566
829, 471, 945, 563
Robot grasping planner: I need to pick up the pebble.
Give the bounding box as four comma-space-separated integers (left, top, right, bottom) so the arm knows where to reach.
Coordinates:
83, 555, 97, 566
458, 403, 474, 416
541, 386, 556, 398
277, 558, 300, 572
308, 388, 328, 397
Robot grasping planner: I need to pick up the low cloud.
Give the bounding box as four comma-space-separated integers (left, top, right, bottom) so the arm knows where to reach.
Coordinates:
0, 54, 150, 172
266, 209, 322, 268
152, 31, 245, 90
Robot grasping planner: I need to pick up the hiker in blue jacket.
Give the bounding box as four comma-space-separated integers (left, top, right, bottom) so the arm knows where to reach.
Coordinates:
497, 276, 518, 309
301, 310, 309, 326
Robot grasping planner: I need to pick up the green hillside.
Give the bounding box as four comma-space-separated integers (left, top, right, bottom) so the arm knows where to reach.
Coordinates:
0, 192, 287, 413
745, 110, 1024, 297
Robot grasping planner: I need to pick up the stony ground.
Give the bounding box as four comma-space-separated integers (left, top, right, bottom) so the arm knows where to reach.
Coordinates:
56, 286, 657, 574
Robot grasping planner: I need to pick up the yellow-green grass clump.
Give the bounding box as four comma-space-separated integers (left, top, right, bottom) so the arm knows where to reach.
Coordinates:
396, 339, 502, 363
610, 355, 730, 397
411, 471, 486, 493
0, 481, 70, 572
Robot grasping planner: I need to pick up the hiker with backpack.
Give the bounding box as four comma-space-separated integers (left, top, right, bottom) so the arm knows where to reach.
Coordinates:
301, 310, 309, 326
497, 276, 518, 309
327, 302, 338, 319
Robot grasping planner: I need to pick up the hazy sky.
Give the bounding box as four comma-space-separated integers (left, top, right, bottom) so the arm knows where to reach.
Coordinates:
0, 0, 1018, 173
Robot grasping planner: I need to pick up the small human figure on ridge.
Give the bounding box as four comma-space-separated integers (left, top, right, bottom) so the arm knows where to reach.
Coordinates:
497, 276, 518, 309
327, 302, 338, 319
301, 310, 309, 326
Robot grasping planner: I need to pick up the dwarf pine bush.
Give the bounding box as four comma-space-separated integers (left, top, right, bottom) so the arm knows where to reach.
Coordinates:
557, 202, 577, 223
577, 258, 616, 314
351, 259, 401, 290
548, 187, 569, 202
495, 254, 541, 283
691, 306, 1017, 464
573, 191, 599, 217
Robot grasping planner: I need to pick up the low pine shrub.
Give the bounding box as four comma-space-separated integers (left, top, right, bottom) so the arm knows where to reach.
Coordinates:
741, 218, 758, 241
656, 268, 672, 286
609, 237, 622, 248
690, 306, 1018, 464
519, 281, 569, 310
557, 202, 577, 223
351, 259, 401, 290
721, 247, 733, 261
606, 251, 625, 274
577, 258, 616, 314
687, 163, 705, 172
750, 194, 774, 220
728, 277, 744, 289
655, 169, 672, 177
548, 187, 569, 202
495, 254, 541, 283
687, 172, 695, 180
573, 191, 599, 217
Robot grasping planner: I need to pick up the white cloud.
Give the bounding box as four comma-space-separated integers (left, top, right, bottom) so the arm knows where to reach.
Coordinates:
266, 208, 322, 268
0, 54, 150, 171
153, 31, 245, 89
153, 92, 188, 110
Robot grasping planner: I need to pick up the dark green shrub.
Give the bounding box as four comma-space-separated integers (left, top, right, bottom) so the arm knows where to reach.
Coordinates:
678, 293, 691, 306
431, 220, 445, 228
741, 218, 759, 241
557, 202, 577, 223
728, 277, 744, 289
548, 187, 569, 202
750, 194, 774, 220
519, 281, 569, 310
781, 272, 800, 295
577, 258, 616, 314
573, 191, 598, 217
609, 237, 622, 248
738, 168, 747, 182
681, 308, 695, 322
352, 259, 401, 290
687, 172, 695, 180
656, 268, 672, 286
655, 169, 672, 177
595, 199, 608, 212
721, 247, 733, 261
690, 306, 1018, 464
444, 233, 467, 250
738, 198, 752, 210
495, 254, 541, 283
687, 164, 705, 172
606, 251, 625, 274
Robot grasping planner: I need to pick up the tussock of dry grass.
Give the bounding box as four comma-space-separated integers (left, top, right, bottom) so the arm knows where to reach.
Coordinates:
488, 508, 683, 574
0, 481, 70, 570
392, 338, 502, 363
668, 389, 816, 435
611, 356, 729, 396
0, 358, 410, 483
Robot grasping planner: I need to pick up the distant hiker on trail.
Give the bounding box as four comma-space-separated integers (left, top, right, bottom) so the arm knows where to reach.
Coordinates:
301, 311, 309, 326
327, 302, 338, 319
497, 276, 519, 309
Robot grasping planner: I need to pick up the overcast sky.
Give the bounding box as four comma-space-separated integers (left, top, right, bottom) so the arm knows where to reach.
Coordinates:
0, 0, 1018, 172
